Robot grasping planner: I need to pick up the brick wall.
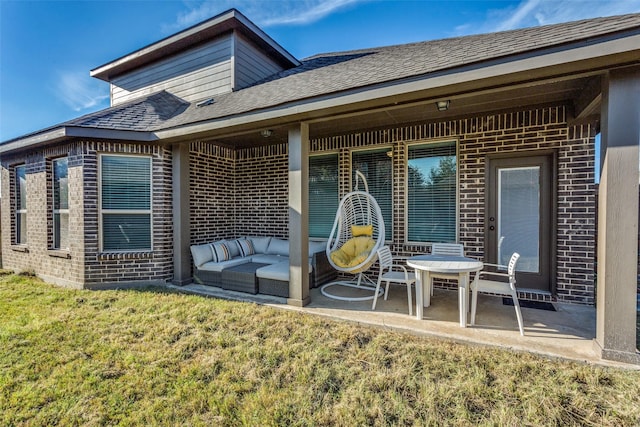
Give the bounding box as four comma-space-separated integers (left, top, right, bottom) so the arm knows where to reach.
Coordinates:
1, 105, 598, 300
235, 144, 289, 238
1, 142, 86, 287
208, 105, 596, 304
81, 141, 173, 286
189, 142, 236, 244
312, 107, 596, 304
1, 140, 174, 288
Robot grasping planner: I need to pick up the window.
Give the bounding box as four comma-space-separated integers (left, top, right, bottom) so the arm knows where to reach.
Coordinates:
14, 165, 27, 244
52, 158, 69, 250
352, 148, 393, 240
100, 155, 152, 251
407, 141, 457, 243
309, 153, 339, 239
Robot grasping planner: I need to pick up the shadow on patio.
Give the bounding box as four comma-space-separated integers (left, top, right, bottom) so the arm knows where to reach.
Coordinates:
174, 283, 607, 366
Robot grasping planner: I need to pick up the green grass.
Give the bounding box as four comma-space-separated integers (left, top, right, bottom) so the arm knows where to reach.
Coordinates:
1, 275, 640, 426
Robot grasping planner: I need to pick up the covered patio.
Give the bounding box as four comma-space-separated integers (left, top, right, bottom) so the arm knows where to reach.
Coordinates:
173, 66, 640, 365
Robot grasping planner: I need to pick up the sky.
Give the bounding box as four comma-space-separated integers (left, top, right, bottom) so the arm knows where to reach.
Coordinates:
1, 0, 640, 142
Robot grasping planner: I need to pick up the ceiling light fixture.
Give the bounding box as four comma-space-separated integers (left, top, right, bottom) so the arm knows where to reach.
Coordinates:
436, 100, 450, 111
260, 129, 273, 138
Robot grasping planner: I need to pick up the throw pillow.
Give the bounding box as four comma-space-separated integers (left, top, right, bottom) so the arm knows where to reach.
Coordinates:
236, 239, 255, 257
210, 241, 231, 263
351, 224, 373, 237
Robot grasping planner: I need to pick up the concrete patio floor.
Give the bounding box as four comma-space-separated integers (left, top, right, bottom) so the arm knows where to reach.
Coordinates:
171, 282, 639, 369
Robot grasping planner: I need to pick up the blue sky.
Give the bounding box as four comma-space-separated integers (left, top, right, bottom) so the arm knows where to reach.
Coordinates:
1, 0, 640, 142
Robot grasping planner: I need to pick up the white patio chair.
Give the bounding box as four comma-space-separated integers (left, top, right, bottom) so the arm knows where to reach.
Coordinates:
470, 252, 524, 336
372, 246, 416, 315
428, 243, 465, 296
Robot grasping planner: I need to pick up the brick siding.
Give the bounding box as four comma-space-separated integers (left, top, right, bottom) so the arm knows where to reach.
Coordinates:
1, 141, 174, 288
189, 142, 236, 244
1, 105, 599, 302
309, 106, 597, 304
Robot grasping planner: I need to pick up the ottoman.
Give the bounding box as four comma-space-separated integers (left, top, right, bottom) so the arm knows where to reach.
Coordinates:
220, 262, 268, 294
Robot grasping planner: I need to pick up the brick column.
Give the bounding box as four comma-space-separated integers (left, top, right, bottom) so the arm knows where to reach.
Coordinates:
595, 66, 640, 364
288, 123, 311, 306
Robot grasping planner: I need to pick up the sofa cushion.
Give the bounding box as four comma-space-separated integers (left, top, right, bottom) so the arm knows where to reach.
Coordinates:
251, 254, 288, 265
308, 241, 327, 257
256, 261, 313, 282
266, 238, 289, 256
198, 257, 249, 272
210, 241, 231, 263
190, 243, 213, 267
248, 236, 271, 254
235, 239, 255, 257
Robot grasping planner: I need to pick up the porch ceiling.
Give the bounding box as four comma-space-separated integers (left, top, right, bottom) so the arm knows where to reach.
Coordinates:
215, 75, 599, 148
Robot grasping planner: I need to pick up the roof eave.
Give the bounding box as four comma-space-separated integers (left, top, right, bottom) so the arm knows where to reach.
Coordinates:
0, 127, 157, 155
90, 9, 300, 82
5, 24, 639, 153
155, 31, 640, 142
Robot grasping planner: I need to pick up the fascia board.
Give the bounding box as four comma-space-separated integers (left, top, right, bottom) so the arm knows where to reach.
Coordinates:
156, 32, 640, 140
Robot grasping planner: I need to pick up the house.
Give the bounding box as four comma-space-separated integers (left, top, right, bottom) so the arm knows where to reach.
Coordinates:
1, 9, 638, 364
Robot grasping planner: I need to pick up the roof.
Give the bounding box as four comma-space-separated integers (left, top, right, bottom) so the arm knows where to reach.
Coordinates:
2, 12, 640, 152
90, 8, 300, 82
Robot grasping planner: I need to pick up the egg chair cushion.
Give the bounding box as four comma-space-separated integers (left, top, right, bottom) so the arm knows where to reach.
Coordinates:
330, 236, 376, 268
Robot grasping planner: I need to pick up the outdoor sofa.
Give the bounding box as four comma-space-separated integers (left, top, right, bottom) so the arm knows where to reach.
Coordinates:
190, 236, 336, 297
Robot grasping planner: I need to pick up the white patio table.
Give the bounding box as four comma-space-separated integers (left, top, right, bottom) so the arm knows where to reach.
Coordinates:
407, 254, 483, 327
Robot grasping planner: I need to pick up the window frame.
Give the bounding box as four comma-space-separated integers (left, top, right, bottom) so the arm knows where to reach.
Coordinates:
308, 151, 340, 240
350, 145, 394, 242
51, 157, 69, 251
13, 164, 27, 245
404, 139, 459, 245
98, 153, 153, 253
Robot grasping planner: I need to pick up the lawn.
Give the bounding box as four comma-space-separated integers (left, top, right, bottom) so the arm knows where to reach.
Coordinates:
2, 273, 640, 426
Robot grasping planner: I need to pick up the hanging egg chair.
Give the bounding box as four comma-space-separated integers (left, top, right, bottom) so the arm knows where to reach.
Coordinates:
321, 171, 386, 301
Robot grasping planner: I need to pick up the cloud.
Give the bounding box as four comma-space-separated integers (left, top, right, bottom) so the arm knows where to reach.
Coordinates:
458, 0, 640, 35
163, 0, 367, 33
55, 71, 110, 112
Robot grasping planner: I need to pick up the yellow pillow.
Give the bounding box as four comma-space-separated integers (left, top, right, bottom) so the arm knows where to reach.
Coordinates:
330, 236, 376, 268
351, 224, 373, 237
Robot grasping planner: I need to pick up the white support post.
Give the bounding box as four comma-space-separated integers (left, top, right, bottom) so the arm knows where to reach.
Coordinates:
288, 123, 311, 306
595, 66, 640, 364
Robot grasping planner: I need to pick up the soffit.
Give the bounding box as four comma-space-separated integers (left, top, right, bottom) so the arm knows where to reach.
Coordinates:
213, 75, 598, 147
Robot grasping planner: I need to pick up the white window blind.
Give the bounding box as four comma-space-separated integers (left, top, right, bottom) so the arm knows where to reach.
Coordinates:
352, 148, 392, 240
52, 158, 69, 250
309, 153, 339, 239
100, 155, 151, 251
15, 165, 27, 244
407, 141, 457, 243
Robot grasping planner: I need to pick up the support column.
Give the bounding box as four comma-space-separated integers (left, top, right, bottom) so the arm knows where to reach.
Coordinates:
172, 143, 192, 285
595, 66, 640, 364
288, 123, 311, 306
